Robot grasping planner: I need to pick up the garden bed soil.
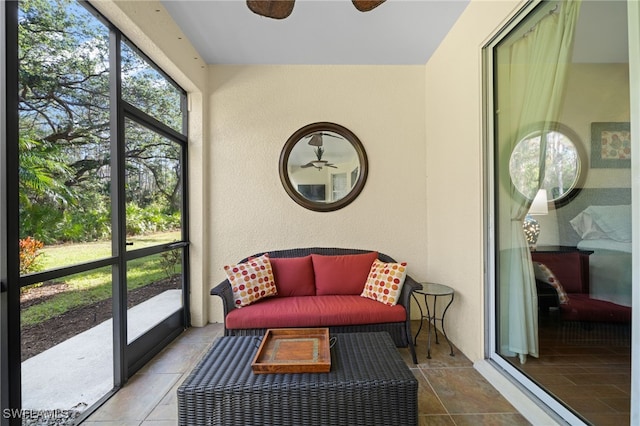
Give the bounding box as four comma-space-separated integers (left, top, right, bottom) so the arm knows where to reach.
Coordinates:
21, 277, 181, 361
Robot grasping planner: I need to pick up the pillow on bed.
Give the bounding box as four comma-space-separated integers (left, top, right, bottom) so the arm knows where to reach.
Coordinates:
570, 205, 631, 242
533, 262, 569, 304
569, 209, 608, 240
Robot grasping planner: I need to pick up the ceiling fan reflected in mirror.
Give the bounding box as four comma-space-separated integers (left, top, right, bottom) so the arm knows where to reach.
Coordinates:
301, 146, 337, 170
307, 132, 341, 147
246, 0, 386, 19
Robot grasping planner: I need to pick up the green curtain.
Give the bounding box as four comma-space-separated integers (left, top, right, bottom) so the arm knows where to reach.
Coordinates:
497, 0, 581, 363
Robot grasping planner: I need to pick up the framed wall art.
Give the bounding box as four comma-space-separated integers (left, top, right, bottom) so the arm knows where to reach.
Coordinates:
590, 122, 631, 168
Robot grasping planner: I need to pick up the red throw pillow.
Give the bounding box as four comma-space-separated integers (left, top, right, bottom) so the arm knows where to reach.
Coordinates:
270, 255, 316, 297
312, 252, 378, 295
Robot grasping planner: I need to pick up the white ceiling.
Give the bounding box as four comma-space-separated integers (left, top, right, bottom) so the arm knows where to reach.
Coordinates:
161, 0, 471, 65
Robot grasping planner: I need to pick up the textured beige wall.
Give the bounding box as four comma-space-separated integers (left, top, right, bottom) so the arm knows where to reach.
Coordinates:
424, 0, 524, 361
537, 63, 631, 246
561, 63, 631, 189
207, 65, 427, 323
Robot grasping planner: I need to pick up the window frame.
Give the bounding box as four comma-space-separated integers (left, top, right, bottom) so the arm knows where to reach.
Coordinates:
1, 1, 190, 422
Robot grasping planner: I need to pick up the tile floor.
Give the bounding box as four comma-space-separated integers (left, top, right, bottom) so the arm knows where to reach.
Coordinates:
512, 315, 631, 426
84, 321, 531, 426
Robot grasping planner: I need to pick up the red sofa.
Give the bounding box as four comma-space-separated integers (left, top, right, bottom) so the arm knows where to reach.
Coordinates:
211, 248, 419, 363
533, 261, 631, 323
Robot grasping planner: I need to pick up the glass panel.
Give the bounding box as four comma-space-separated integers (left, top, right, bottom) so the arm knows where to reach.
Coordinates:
21, 266, 113, 421
126, 250, 183, 343
121, 41, 184, 133
494, 1, 631, 423
124, 118, 182, 250
18, 0, 111, 271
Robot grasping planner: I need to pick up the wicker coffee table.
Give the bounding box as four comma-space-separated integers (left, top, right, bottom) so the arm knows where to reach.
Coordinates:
177, 332, 418, 426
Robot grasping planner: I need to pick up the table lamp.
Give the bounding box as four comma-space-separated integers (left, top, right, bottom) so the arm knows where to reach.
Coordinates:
523, 189, 548, 250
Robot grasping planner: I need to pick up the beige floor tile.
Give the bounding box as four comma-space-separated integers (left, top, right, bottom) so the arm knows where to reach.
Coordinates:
82, 421, 141, 426
422, 368, 517, 415
85, 373, 181, 422
144, 380, 181, 422
137, 340, 211, 375
175, 323, 224, 343
412, 369, 447, 415
419, 414, 455, 425
450, 413, 531, 425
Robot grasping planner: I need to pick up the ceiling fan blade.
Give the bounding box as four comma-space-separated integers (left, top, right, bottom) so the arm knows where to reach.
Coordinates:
352, 0, 386, 12
247, 0, 295, 19
301, 162, 314, 168
320, 132, 341, 139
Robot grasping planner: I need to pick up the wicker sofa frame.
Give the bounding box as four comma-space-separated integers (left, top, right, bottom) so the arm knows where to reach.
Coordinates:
211, 247, 419, 364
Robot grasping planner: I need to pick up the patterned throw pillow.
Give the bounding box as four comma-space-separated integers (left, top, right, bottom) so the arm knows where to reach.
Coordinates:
360, 259, 408, 306
533, 262, 569, 304
224, 254, 277, 308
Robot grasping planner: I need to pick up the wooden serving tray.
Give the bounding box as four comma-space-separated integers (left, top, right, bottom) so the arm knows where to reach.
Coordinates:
251, 328, 331, 374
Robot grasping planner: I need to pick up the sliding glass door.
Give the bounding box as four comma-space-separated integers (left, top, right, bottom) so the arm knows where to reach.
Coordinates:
487, 1, 635, 424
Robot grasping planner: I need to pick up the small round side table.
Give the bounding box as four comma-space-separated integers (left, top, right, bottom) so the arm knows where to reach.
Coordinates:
412, 282, 455, 359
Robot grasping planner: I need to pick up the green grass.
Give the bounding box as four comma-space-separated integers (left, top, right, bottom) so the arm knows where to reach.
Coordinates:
39, 230, 181, 269
21, 231, 182, 327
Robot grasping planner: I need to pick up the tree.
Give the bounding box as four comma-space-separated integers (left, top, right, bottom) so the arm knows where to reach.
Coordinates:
18, 0, 185, 243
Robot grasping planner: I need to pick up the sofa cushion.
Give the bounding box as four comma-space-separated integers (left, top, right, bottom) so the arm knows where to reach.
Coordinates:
225, 295, 406, 329
560, 294, 631, 323
270, 255, 316, 297
361, 259, 408, 306
312, 252, 378, 295
223, 254, 277, 308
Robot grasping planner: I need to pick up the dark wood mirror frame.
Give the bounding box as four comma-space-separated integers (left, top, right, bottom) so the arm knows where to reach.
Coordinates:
279, 122, 368, 212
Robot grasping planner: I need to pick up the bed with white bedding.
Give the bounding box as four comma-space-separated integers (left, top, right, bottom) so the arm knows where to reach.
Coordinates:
557, 191, 632, 308
576, 239, 631, 307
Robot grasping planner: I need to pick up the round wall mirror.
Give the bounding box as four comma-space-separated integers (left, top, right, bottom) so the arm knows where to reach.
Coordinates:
508, 123, 586, 207
279, 122, 368, 212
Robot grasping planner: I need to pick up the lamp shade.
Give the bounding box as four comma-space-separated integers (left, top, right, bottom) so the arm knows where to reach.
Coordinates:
528, 189, 548, 215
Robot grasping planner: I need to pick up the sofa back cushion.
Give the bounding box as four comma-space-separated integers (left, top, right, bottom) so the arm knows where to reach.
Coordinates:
312, 251, 378, 295
270, 255, 316, 297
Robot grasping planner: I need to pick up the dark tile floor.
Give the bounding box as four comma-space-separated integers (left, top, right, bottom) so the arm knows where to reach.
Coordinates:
509, 312, 631, 426
85, 321, 530, 425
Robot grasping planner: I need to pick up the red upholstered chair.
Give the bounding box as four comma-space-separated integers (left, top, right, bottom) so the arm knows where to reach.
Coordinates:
533, 262, 631, 323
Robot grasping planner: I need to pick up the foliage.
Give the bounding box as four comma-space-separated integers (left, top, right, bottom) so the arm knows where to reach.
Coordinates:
18, 0, 184, 245
19, 236, 45, 275
160, 248, 182, 279
126, 202, 181, 236
16, 1, 186, 329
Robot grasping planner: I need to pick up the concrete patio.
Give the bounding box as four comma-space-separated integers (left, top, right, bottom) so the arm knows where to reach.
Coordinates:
21, 290, 182, 412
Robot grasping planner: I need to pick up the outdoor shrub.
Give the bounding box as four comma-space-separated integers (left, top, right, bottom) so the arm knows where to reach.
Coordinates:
160, 248, 181, 279
19, 236, 45, 275
126, 202, 180, 236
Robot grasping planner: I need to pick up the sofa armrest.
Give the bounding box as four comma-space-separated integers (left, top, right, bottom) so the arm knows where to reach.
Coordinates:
399, 275, 420, 310
210, 279, 236, 320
